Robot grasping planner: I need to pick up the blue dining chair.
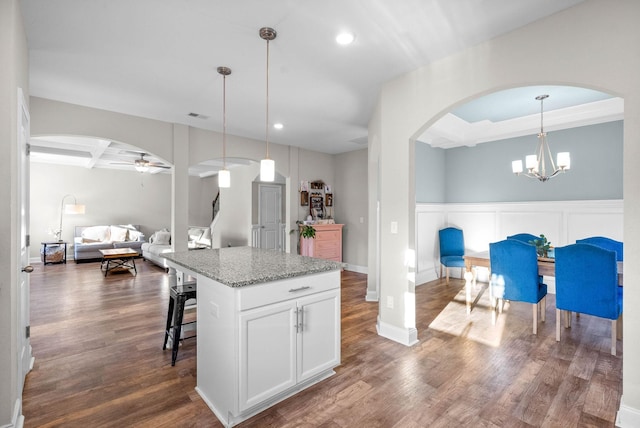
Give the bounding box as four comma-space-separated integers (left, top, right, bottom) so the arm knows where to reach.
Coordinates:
576, 236, 623, 261
438, 227, 465, 284
506, 233, 539, 245
507, 233, 545, 283
555, 243, 622, 355
489, 239, 547, 334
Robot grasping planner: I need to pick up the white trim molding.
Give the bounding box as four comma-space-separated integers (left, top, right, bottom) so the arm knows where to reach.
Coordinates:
376, 316, 418, 347
617, 397, 640, 428
344, 264, 367, 275
1, 398, 25, 428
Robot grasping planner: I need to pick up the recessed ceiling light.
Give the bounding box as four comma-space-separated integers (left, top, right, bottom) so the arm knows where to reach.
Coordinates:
336, 32, 355, 45
273, 123, 284, 130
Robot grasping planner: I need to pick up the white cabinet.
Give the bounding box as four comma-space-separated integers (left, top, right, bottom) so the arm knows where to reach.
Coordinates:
239, 289, 340, 412
239, 300, 296, 410
194, 269, 341, 427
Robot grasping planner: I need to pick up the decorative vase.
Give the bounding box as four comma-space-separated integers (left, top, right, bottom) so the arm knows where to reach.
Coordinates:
301, 237, 314, 257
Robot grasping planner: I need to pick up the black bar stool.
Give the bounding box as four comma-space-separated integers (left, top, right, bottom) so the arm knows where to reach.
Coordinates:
163, 281, 197, 366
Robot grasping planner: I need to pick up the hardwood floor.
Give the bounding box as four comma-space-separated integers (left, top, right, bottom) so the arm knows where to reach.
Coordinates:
23, 261, 622, 427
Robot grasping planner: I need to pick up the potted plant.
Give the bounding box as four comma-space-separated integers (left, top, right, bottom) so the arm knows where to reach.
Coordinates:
300, 225, 316, 239
530, 234, 551, 258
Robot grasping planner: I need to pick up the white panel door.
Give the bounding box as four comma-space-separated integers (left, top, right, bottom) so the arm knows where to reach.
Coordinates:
17, 88, 33, 390
259, 184, 282, 251
296, 289, 340, 383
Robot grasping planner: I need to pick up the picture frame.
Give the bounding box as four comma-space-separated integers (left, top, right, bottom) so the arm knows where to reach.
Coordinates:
300, 190, 309, 206
310, 192, 324, 219
325, 193, 333, 207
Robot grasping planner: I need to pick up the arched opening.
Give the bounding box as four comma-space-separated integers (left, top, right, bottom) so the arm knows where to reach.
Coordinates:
411, 84, 624, 346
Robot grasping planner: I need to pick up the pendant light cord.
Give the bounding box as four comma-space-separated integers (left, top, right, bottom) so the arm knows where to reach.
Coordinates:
223, 72, 227, 168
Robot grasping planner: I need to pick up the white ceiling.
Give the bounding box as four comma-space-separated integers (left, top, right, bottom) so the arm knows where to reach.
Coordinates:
23, 0, 609, 174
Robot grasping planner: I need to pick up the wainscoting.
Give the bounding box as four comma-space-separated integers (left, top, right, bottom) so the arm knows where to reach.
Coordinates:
415, 200, 623, 287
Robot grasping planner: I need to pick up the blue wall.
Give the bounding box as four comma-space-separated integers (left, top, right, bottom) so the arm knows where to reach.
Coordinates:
415, 143, 445, 203
416, 120, 623, 203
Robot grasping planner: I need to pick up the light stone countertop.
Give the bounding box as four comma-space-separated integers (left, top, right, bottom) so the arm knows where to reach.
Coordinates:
162, 246, 342, 287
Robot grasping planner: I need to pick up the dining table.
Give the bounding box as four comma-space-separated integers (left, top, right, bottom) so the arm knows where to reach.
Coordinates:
462, 250, 623, 314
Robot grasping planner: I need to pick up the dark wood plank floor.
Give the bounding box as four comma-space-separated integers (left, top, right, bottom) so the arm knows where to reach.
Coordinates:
23, 261, 622, 427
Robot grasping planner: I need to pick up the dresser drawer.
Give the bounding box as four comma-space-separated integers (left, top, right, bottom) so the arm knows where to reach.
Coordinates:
238, 270, 340, 311
316, 230, 341, 241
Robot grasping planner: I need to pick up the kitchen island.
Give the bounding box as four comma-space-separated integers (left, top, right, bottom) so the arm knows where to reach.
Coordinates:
163, 246, 342, 428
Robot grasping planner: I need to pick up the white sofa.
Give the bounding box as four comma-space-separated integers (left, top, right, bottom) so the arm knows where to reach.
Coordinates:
142, 226, 211, 269
73, 225, 145, 262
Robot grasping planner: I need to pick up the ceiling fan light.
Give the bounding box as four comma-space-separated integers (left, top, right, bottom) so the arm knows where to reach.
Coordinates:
260, 158, 275, 182
218, 168, 231, 188
135, 164, 149, 173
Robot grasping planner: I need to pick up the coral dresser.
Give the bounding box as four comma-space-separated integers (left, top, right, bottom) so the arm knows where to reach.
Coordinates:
300, 224, 344, 262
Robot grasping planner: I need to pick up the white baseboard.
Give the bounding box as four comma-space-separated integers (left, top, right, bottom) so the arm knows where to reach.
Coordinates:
343, 264, 367, 274
0, 398, 24, 428
415, 269, 438, 286
365, 290, 378, 302
376, 315, 418, 346
616, 397, 640, 427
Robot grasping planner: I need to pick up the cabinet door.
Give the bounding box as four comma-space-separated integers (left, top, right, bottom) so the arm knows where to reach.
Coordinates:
239, 300, 297, 411
297, 289, 341, 383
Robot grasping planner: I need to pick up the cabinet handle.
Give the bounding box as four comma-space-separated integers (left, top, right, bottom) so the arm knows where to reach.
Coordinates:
299, 307, 304, 333
289, 286, 311, 293
294, 307, 299, 333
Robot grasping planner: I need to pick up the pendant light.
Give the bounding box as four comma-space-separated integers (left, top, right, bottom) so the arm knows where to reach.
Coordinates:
217, 66, 231, 188
259, 27, 276, 182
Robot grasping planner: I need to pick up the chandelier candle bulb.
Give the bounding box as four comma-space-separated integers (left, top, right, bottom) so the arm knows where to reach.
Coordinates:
557, 152, 570, 169
512, 160, 523, 174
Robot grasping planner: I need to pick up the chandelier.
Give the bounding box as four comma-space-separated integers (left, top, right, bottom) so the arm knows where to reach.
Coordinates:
512, 94, 570, 182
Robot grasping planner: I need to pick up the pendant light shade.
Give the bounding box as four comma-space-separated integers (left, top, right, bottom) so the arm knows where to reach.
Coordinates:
259, 27, 277, 182
217, 66, 231, 188
260, 158, 275, 182
218, 168, 231, 188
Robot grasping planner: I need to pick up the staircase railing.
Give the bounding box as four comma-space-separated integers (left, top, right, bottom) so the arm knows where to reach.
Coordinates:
212, 191, 220, 221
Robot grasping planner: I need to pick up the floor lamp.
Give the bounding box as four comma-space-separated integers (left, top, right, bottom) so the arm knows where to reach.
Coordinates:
57, 194, 85, 242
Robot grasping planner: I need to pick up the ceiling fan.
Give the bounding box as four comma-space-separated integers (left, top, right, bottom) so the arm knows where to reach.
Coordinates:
111, 152, 171, 172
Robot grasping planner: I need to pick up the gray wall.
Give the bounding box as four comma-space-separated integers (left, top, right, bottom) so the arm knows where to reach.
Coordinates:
334, 149, 368, 269
189, 174, 218, 227
416, 120, 623, 203
415, 143, 446, 203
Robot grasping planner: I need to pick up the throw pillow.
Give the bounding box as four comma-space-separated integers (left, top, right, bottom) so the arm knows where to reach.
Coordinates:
81, 225, 110, 242
154, 231, 171, 245
127, 229, 143, 241
110, 225, 129, 242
